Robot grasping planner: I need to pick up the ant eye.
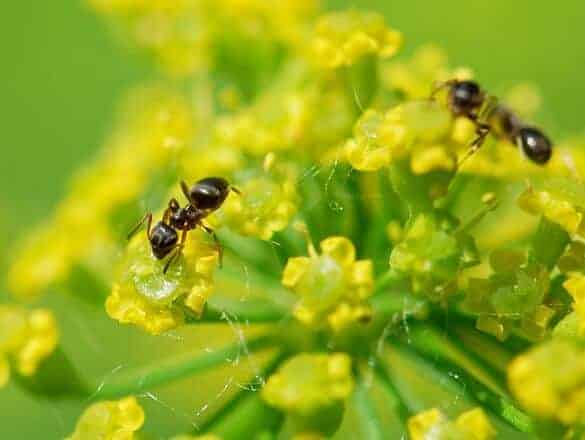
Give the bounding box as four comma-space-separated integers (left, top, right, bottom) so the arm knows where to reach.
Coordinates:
189, 177, 230, 210
451, 80, 483, 112
517, 127, 552, 165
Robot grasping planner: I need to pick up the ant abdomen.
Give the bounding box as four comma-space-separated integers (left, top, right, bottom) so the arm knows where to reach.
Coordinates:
516, 126, 552, 165
182, 177, 231, 211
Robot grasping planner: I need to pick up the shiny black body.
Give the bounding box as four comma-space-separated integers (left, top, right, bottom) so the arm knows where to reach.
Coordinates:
431, 79, 553, 165
150, 222, 178, 259
517, 127, 552, 164
128, 176, 237, 273
448, 80, 485, 117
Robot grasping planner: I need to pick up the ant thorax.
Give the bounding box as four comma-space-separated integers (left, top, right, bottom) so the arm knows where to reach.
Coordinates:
170, 205, 204, 231
488, 106, 522, 142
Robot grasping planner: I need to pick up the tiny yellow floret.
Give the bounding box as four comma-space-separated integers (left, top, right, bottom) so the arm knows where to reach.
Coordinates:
408, 407, 495, 440
66, 396, 145, 440
282, 236, 373, 331
0, 306, 58, 387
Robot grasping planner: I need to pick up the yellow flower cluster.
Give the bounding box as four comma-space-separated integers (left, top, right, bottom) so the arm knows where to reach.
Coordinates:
508, 339, 585, 425
390, 214, 476, 302
282, 236, 373, 332
345, 101, 455, 172
407, 407, 496, 440
8, 87, 192, 299
213, 156, 299, 240
262, 352, 354, 416
214, 75, 355, 159
518, 177, 585, 237
66, 396, 145, 440
563, 274, 585, 336
463, 249, 552, 341
89, 0, 318, 76
382, 45, 472, 100
106, 229, 218, 335
310, 10, 402, 69
0, 306, 58, 388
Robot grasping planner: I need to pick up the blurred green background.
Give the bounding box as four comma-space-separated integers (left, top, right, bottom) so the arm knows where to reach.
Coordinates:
1, 0, 584, 438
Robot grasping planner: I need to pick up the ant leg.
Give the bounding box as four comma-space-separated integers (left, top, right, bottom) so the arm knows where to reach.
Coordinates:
163, 230, 187, 274
127, 213, 152, 240
429, 79, 455, 100
230, 186, 242, 196
200, 223, 223, 268
458, 122, 490, 168
479, 94, 498, 121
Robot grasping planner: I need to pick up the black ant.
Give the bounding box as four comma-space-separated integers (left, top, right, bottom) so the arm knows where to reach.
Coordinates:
128, 177, 240, 273
431, 79, 552, 166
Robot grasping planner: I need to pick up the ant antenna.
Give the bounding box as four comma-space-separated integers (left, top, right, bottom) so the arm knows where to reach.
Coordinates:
127, 213, 152, 240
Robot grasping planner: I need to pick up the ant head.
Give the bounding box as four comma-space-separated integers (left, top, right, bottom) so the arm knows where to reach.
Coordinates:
150, 222, 178, 259
517, 127, 552, 165
183, 177, 231, 211
449, 80, 484, 115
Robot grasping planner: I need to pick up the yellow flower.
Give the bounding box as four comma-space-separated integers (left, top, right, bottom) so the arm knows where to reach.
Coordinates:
0, 306, 58, 387
106, 229, 218, 335
282, 235, 373, 331
382, 44, 473, 99
215, 79, 354, 160
213, 156, 299, 240
90, 0, 317, 76
390, 214, 476, 302
518, 178, 585, 236
508, 339, 585, 425
66, 396, 145, 440
563, 274, 585, 336
262, 352, 354, 416
345, 101, 453, 172
311, 10, 402, 69
408, 407, 496, 440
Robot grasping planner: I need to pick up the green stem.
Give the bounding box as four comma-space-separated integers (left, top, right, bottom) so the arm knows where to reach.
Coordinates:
353, 379, 385, 440
400, 325, 533, 432
404, 323, 507, 396
199, 352, 286, 438
215, 264, 295, 309
389, 161, 434, 218
372, 269, 404, 293
370, 291, 427, 319
191, 298, 288, 323
219, 229, 284, 277
88, 334, 276, 401
449, 322, 514, 373
373, 362, 412, 424
344, 54, 379, 115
